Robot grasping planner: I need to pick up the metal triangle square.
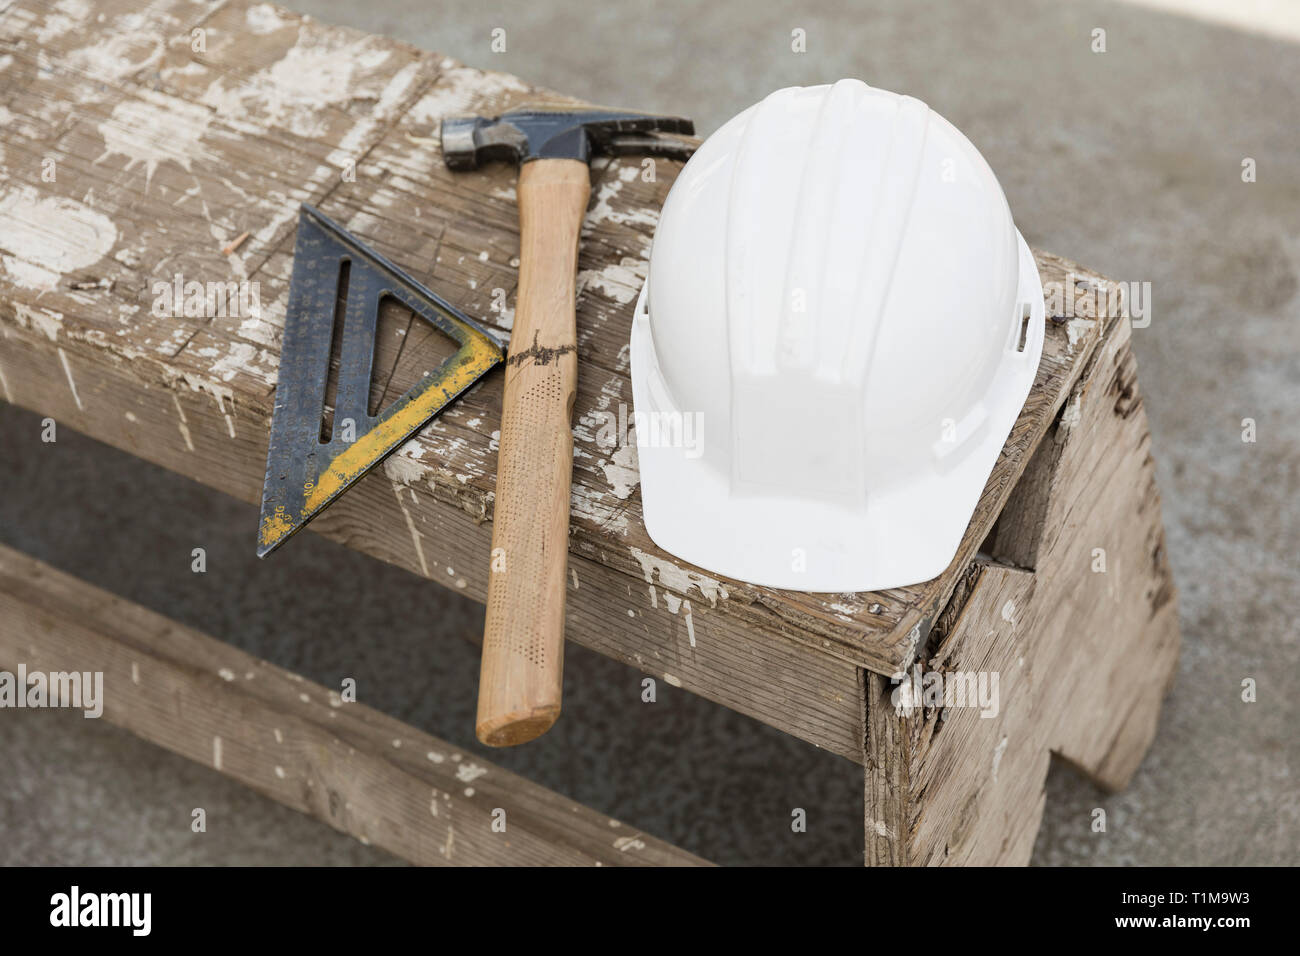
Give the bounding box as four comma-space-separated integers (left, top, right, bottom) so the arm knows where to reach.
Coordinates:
257, 205, 503, 556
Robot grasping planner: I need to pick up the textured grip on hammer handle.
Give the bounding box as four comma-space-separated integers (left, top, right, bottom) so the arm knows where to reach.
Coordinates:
477, 159, 589, 747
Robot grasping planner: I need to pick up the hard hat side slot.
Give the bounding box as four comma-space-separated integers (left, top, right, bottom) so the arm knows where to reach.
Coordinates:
1016, 302, 1032, 353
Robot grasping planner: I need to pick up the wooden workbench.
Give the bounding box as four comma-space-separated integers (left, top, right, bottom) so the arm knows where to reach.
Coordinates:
0, 0, 1179, 865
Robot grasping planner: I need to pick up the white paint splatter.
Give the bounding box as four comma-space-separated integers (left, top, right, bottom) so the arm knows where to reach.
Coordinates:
586, 164, 660, 228
36, 0, 90, 44
66, 30, 164, 83
0, 186, 118, 289
456, 762, 488, 783
578, 257, 648, 305
209, 342, 258, 382
600, 440, 639, 499
96, 93, 216, 185
245, 3, 290, 35
383, 439, 431, 485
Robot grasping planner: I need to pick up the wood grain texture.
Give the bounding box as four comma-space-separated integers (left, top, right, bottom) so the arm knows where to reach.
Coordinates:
864, 315, 1180, 865
0, 544, 709, 866
0, 0, 1148, 758
478, 159, 589, 746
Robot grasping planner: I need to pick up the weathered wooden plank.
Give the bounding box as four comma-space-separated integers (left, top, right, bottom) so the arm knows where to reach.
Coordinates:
0, 0, 1126, 753
0, 543, 710, 866
864, 315, 1180, 865
0, 316, 868, 759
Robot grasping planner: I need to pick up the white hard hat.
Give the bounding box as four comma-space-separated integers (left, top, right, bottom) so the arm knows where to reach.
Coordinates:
629, 79, 1044, 592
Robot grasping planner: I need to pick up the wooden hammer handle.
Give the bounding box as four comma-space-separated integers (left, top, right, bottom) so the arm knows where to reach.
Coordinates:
477, 158, 589, 746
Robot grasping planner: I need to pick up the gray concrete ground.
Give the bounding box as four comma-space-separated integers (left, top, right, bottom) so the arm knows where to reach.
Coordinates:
2, 0, 1298, 865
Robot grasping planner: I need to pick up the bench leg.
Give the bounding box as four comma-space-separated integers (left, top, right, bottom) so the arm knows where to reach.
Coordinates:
0, 545, 709, 867
864, 317, 1180, 865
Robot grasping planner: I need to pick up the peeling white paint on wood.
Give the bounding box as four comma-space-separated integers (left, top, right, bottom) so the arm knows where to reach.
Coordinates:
1066, 317, 1096, 350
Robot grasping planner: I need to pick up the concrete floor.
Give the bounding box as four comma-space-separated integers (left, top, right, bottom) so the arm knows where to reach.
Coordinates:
2, 0, 1298, 865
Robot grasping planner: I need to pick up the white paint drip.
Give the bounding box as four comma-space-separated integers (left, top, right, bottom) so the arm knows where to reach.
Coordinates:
57, 349, 82, 410
172, 393, 194, 452
212, 735, 223, 771
391, 481, 430, 576
629, 547, 728, 606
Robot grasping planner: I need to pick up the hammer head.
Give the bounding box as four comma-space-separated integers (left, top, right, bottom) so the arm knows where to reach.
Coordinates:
441, 106, 695, 171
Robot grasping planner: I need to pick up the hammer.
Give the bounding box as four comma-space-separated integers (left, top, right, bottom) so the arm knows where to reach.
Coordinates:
441, 106, 694, 746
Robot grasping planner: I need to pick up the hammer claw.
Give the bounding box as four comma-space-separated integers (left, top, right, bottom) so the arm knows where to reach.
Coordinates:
602, 132, 697, 163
